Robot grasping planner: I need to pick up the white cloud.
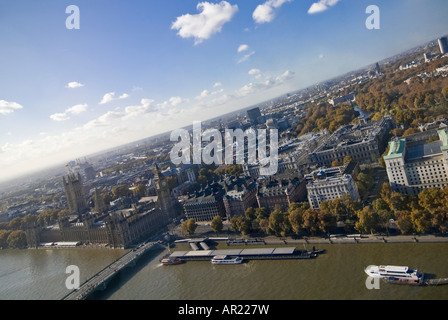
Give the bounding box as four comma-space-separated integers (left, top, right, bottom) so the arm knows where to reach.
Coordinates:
238, 44, 249, 52
236, 69, 295, 97
308, 0, 341, 14
99, 92, 129, 104
0, 100, 23, 115
253, 0, 292, 24
171, 1, 238, 45
237, 51, 255, 64
65, 81, 85, 89
66, 103, 88, 115
195, 88, 224, 100
213, 82, 222, 88
50, 103, 88, 121
50, 113, 70, 122
248, 68, 261, 75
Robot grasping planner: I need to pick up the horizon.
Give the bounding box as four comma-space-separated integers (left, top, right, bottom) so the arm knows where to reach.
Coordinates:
1, 0, 448, 184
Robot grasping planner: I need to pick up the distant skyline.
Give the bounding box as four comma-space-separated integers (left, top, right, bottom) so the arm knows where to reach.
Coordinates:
1, 0, 448, 183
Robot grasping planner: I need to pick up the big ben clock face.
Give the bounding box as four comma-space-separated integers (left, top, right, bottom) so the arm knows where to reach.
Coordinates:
156, 183, 159, 189
162, 181, 166, 187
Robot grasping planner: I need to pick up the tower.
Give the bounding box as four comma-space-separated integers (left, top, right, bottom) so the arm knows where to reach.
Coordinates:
63, 173, 88, 217
153, 164, 176, 218
438, 37, 448, 55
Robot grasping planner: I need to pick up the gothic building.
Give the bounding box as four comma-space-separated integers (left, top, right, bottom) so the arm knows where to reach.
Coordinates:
153, 164, 176, 218
63, 173, 88, 217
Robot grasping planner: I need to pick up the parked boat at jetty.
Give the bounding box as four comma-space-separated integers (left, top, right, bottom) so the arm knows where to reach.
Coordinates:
364, 265, 423, 284
211, 255, 243, 265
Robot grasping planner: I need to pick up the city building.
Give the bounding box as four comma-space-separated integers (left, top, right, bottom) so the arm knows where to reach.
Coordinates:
26, 208, 169, 249
63, 173, 88, 216
305, 162, 360, 209
328, 93, 356, 106
246, 107, 262, 124
308, 115, 395, 168
222, 176, 258, 218
256, 175, 307, 212
153, 164, 177, 218
384, 128, 448, 195
438, 37, 448, 55
182, 181, 226, 222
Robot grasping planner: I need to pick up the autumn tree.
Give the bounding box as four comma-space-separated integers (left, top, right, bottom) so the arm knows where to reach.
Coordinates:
210, 215, 223, 234
181, 218, 197, 236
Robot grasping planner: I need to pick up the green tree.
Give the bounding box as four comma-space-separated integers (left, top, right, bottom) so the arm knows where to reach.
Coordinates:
210, 215, 223, 234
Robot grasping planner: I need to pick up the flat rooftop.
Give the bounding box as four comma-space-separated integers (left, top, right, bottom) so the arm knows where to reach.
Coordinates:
406, 141, 442, 161
168, 247, 297, 259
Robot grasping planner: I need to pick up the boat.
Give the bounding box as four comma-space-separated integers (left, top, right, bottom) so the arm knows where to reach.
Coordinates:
211, 255, 243, 265
364, 265, 423, 283
160, 257, 183, 265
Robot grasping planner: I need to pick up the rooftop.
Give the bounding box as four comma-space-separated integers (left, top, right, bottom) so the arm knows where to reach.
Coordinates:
406, 140, 443, 161
384, 139, 406, 160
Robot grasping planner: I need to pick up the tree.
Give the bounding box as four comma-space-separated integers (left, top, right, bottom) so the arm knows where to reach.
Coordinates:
268, 206, 289, 236
244, 207, 257, 221
210, 216, 223, 234
355, 206, 380, 234
112, 185, 130, 199
0, 230, 11, 249
255, 207, 269, 220
302, 208, 319, 235
133, 184, 147, 197
230, 216, 251, 235
318, 210, 337, 234
395, 210, 414, 235
288, 206, 307, 235
6, 230, 27, 249
331, 160, 343, 167
343, 156, 353, 164
181, 218, 197, 236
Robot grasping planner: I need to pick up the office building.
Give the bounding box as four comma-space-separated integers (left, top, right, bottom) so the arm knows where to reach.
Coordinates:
309, 115, 394, 168
384, 128, 448, 195
438, 37, 448, 55
246, 107, 262, 124
305, 162, 360, 210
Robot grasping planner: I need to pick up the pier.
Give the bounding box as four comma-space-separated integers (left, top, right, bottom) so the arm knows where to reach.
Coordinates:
167, 247, 320, 262
62, 241, 162, 300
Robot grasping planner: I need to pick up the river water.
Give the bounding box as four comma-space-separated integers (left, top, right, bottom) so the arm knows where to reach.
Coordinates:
1, 243, 447, 300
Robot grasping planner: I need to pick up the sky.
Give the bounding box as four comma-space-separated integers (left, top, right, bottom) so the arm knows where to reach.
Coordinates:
1, 0, 448, 183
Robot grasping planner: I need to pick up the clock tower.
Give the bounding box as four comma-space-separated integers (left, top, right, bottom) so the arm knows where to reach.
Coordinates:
154, 164, 176, 218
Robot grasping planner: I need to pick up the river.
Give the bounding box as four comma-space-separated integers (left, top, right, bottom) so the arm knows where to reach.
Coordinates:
0, 242, 447, 300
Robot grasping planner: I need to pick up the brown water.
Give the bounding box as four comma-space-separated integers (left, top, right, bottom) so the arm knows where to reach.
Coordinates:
0, 243, 447, 300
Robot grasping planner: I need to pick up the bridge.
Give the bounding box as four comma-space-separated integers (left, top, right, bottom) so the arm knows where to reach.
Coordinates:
62, 241, 163, 300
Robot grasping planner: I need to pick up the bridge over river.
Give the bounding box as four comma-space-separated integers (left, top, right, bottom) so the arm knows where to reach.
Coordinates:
62, 241, 163, 300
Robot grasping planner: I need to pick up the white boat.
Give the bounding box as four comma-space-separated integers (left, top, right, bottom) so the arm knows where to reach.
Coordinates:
211, 255, 243, 265
364, 265, 422, 282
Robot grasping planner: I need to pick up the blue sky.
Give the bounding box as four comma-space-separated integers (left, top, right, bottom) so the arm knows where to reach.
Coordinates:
1, 0, 448, 182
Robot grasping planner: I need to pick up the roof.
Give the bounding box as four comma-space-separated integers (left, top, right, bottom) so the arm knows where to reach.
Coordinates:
406, 141, 443, 161
439, 129, 448, 151
384, 139, 406, 160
